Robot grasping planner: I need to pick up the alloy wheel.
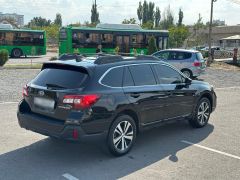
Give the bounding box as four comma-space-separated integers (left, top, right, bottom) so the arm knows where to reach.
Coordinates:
197, 101, 210, 125
113, 121, 134, 152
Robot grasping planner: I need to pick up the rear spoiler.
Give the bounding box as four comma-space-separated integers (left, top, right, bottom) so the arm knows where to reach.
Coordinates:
42, 61, 91, 76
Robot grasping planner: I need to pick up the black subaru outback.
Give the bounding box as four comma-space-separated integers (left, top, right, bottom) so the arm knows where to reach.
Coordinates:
17, 55, 216, 156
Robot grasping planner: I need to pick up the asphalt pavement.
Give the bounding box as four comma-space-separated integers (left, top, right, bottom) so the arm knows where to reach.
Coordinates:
0, 87, 239, 180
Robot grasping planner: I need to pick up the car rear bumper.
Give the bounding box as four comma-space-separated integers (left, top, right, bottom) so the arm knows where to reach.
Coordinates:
17, 101, 108, 142
192, 67, 206, 77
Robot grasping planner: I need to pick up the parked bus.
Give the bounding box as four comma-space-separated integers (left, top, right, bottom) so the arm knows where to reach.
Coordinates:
0, 28, 46, 58
59, 24, 169, 55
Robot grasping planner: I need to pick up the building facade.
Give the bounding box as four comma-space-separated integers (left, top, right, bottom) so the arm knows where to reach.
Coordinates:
0, 12, 24, 27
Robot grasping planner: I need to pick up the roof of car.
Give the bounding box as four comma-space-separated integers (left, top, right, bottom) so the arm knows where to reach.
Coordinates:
154, 49, 199, 54
43, 55, 167, 69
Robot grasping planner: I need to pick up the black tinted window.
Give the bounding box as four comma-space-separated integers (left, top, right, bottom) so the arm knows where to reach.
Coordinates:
123, 67, 134, 87
129, 65, 156, 86
153, 64, 183, 84
32, 68, 88, 89
169, 51, 192, 60
102, 67, 123, 87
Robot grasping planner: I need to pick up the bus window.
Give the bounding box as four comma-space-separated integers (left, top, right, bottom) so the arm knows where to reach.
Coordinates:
5, 32, 14, 45
60, 29, 67, 40
0, 32, 6, 45
101, 34, 114, 48
131, 34, 144, 48
85, 33, 99, 48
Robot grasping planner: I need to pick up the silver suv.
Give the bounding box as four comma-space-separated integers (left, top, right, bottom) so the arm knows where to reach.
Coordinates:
152, 49, 206, 78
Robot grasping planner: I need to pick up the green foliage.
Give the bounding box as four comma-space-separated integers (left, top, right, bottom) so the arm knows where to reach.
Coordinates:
147, 36, 158, 55
137, 2, 143, 25
0, 49, 9, 66
91, 2, 100, 24
178, 8, 184, 26
194, 13, 205, 30
160, 5, 174, 29
28, 17, 51, 27
54, 13, 62, 27
31, 24, 59, 43
168, 26, 189, 48
122, 18, 137, 24
142, 21, 154, 29
155, 7, 161, 28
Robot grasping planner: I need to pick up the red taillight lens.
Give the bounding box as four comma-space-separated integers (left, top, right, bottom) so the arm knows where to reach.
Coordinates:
193, 61, 201, 67
63, 94, 100, 109
23, 85, 28, 97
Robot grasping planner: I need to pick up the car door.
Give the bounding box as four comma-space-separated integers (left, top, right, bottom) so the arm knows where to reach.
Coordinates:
122, 65, 169, 125
152, 64, 196, 120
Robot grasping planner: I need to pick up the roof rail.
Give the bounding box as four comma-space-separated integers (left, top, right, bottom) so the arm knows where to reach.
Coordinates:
94, 55, 124, 65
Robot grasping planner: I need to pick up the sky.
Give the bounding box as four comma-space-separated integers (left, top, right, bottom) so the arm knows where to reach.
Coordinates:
1, 0, 240, 26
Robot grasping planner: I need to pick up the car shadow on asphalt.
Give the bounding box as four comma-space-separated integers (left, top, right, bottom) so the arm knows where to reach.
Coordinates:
0, 121, 214, 179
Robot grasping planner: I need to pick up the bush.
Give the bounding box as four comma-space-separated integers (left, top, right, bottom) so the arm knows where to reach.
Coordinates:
147, 36, 158, 55
0, 49, 9, 66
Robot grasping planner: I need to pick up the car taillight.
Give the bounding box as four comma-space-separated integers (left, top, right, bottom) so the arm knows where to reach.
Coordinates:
23, 85, 28, 97
63, 94, 100, 109
193, 61, 201, 67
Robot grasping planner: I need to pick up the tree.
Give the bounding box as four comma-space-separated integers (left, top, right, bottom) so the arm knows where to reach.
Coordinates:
178, 8, 183, 26
168, 26, 189, 48
91, 1, 100, 24
147, 36, 158, 54
28, 17, 51, 27
142, 0, 149, 24
137, 2, 143, 25
54, 13, 62, 27
155, 7, 161, 28
0, 17, 18, 28
160, 5, 174, 29
148, 2, 155, 23
122, 18, 137, 24
194, 13, 204, 29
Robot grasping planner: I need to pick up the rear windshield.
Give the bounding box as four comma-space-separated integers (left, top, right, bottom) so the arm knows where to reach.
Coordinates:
196, 52, 204, 60
32, 67, 88, 89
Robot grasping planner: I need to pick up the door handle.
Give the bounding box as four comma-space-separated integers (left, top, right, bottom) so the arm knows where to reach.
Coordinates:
130, 93, 140, 98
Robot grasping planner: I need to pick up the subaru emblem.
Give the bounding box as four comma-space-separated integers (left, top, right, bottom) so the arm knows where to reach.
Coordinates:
38, 91, 45, 96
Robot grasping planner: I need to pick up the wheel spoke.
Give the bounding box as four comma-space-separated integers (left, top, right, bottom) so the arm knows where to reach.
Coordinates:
116, 124, 123, 134
121, 137, 125, 151
124, 134, 133, 141
113, 135, 122, 145
124, 122, 131, 133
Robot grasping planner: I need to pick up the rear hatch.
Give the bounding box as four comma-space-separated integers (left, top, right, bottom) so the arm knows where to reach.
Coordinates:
25, 63, 89, 121
196, 52, 206, 69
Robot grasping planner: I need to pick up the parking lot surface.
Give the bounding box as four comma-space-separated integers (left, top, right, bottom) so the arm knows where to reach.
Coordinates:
0, 88, 239, 180
0, 60, 240, 180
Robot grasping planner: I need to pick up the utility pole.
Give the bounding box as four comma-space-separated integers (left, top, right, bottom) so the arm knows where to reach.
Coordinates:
208, 0, 217, 65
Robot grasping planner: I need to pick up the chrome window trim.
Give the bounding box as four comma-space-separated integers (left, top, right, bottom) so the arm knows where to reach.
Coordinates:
98, 62, 185, 89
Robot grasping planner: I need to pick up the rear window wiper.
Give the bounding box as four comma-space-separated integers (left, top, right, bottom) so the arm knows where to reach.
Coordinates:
46, 83, 66, 89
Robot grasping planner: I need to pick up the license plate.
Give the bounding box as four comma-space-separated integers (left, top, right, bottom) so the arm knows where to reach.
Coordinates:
34, 97, 55, 110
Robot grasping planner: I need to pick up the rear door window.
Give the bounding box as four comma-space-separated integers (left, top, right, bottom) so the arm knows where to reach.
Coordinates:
101, 67, 124, 87
129, 65, 156, 86
32, 66, 88, 89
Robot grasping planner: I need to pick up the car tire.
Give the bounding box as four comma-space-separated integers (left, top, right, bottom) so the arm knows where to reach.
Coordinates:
181, 69, 193, 79
107, 115, 137, 156
189, 97, 211, 128
11, 48, 22, 58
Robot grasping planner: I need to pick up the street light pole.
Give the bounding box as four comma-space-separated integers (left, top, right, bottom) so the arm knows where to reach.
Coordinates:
208, 0, 217, 65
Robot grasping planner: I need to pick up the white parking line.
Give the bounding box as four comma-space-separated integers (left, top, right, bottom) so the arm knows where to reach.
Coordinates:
0, 102, 18, 105
181, 140, 240, 160
215, 86, 240, 90
62, 173, 79, 180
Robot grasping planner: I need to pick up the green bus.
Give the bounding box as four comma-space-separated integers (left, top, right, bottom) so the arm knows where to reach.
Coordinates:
0, 28, 46, 58
59, 24, 169, 55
